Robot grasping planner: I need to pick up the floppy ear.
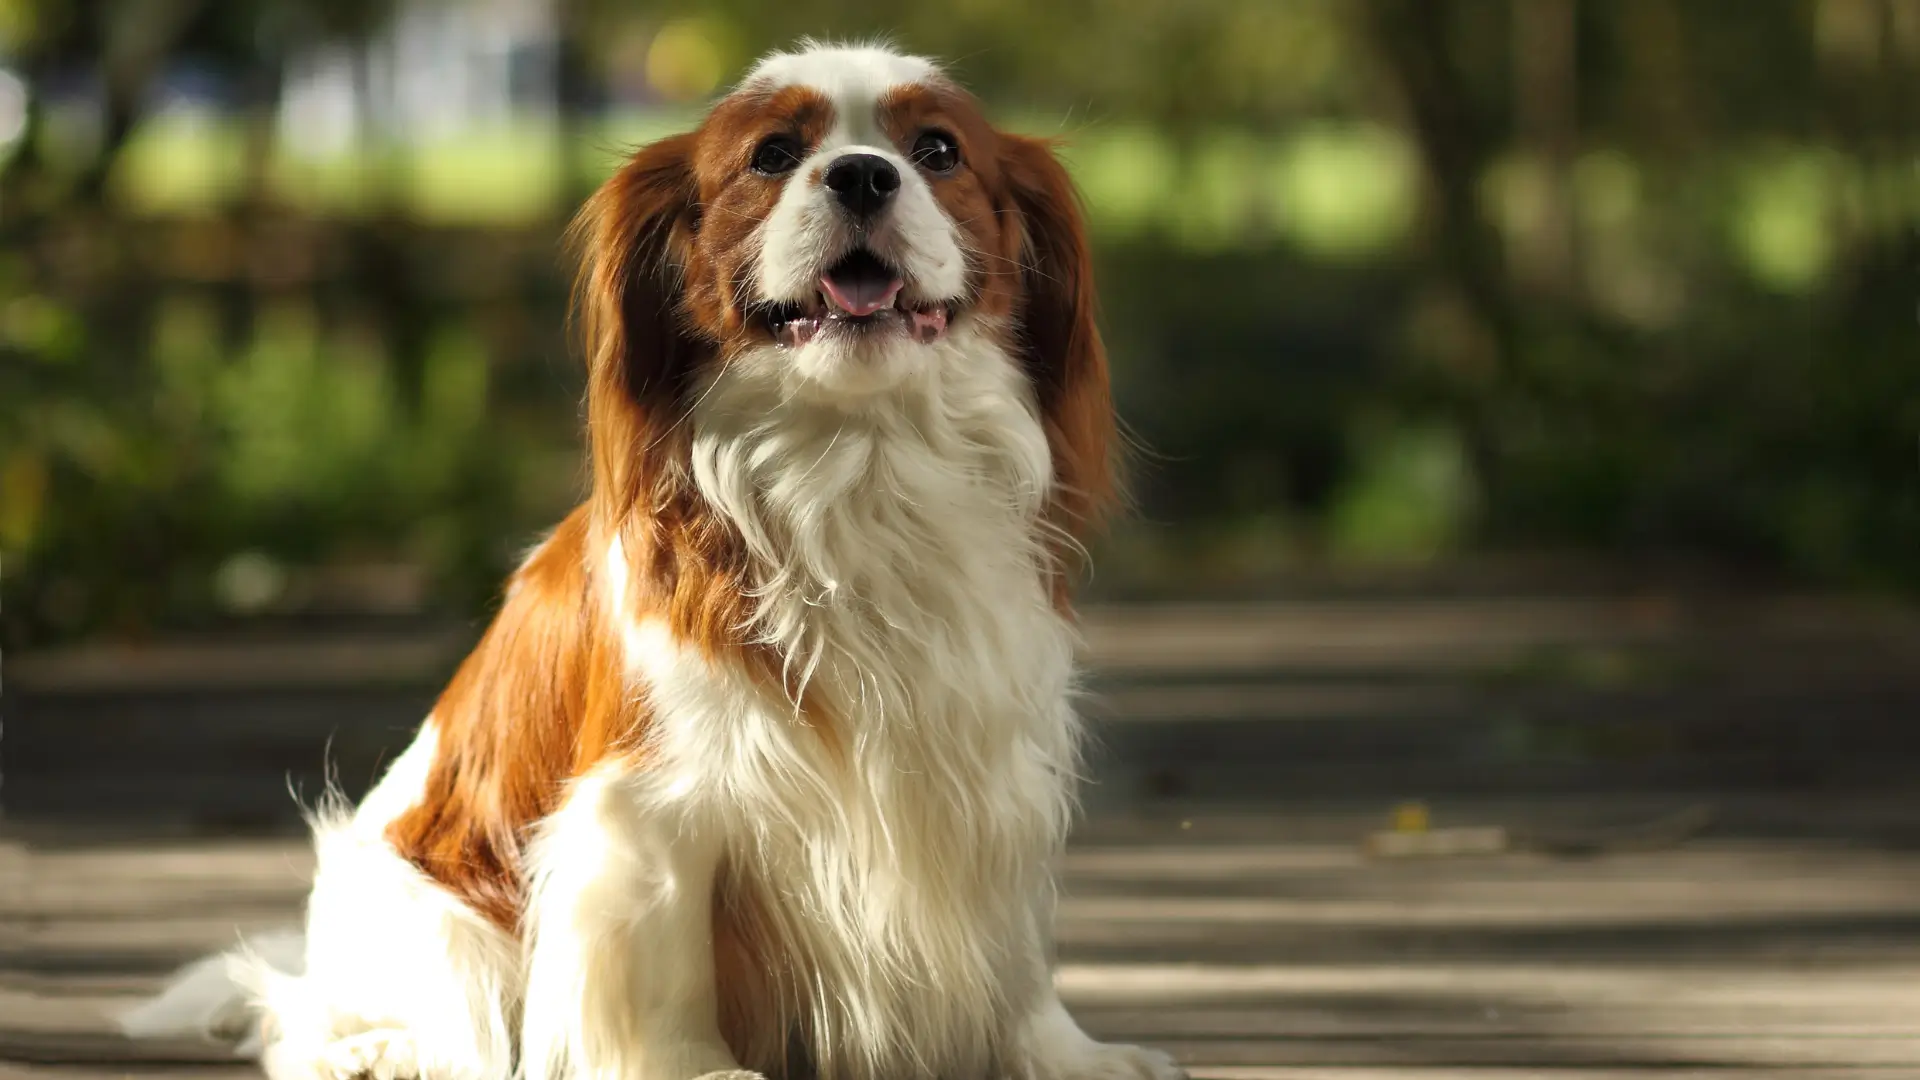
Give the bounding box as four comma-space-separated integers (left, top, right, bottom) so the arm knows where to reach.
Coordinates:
999, 134, 1119, 544
567, 133, 704, 524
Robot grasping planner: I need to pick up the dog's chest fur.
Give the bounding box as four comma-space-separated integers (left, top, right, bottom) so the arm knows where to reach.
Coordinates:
621, 334, 1082, 1080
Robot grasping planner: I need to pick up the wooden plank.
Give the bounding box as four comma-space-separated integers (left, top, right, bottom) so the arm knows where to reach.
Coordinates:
14, 595, 1920, 694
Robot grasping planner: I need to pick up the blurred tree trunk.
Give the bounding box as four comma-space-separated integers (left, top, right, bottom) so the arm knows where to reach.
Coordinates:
1355, 0, 1519, 500
1357, 0, 1517, 359
555, 0, 599, 208
78, 0, 210, 203
1512, 0, 1582, 306
1621, 0, 1698, 159
1815, 0, 1919, 254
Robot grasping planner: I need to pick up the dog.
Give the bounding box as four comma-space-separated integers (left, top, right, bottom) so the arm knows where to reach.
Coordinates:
121, 40, 1182, 1080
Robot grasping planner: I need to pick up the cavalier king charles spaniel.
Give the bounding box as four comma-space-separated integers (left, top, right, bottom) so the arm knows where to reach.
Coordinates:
122, 41, 1182, 1080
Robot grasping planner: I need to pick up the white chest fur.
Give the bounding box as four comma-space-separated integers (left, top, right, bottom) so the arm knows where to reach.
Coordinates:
614, 331, 1084, 1080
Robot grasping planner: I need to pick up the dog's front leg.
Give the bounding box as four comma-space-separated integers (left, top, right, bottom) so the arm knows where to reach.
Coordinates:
522, 765, 750, 1080
1009, 882, 1187, 1080
1013, 993, 1185, 1080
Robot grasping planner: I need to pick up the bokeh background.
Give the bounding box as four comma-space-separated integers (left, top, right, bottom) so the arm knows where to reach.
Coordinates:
9, 9, 1920, 1073
2, 0, 1917, 647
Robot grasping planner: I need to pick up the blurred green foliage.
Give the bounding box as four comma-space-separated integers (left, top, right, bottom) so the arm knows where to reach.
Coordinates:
2, 0, 1917, 646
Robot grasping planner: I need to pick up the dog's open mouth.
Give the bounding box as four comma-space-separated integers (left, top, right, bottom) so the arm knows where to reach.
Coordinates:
763, 249, 954, 348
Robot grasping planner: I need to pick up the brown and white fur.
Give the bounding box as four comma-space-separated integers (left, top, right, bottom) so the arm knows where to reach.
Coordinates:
120, 41, 1179, 1080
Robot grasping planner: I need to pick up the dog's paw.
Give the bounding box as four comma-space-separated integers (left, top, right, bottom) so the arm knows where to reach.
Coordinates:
1053, 1043, 1187, 1080
316, 1028, 422, 1080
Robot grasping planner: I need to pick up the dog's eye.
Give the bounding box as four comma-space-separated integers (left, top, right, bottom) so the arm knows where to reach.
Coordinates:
911, 130, 961, 174
751, 135, 803, 176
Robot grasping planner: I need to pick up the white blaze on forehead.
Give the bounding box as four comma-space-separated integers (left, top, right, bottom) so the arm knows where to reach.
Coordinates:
744, 43, 944, 116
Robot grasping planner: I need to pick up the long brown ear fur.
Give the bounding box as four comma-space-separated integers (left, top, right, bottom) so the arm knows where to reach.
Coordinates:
567, 134, 704, 535
1000, 134, 1119, 548
567, 136, 760, 658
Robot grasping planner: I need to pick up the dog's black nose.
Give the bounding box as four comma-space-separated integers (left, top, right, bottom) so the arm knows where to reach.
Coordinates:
824, 153, 900, 219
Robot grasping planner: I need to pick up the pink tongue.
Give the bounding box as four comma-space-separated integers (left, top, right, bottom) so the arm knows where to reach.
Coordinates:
820, 272, 903, 317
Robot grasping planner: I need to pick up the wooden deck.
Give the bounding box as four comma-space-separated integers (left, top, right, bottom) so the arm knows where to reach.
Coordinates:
9, 595, 1920, 1077
7, 793, 1920, 1079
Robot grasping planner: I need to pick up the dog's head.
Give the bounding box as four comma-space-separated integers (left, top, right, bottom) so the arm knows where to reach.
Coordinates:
573, 41, 1113, 540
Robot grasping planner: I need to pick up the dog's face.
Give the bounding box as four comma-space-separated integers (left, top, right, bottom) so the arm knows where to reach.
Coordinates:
682, 48, 1026, 395
575, 44, 1113, 531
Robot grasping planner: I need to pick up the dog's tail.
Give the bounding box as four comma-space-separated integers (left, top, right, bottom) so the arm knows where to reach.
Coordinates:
116, 928, 305, 1056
